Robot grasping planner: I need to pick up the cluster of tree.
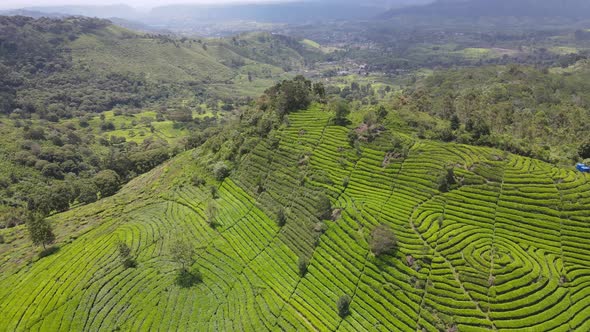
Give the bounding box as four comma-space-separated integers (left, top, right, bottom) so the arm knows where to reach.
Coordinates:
333, 82, 378, 105
0, 112, 179, 228
0, 16, 109, 71
394, 63, 590, 163
259, 75, 325, 119
0, 17, 214, 119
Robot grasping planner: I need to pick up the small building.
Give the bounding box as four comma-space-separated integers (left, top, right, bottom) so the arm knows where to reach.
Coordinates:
576, 163, 590, 173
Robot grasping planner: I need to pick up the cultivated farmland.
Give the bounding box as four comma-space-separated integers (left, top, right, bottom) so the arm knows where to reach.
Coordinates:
0, 107, 589, 331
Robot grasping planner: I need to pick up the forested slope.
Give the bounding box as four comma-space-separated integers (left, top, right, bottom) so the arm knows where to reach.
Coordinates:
0, 16, 319, 228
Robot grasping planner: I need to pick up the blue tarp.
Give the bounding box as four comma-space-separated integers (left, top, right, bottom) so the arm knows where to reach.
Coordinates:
577, 163, 590, 173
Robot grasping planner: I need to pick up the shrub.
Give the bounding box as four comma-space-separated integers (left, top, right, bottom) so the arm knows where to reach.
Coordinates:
41, 163, 64, 179
579, 141, 590, 159
313, 222, 328, 234
370, 224, 397, 256
24, 127, 46, 140
205, 201, 218, 228
277, 208, 287, 227
331, 98, 351, 125
100, 121, 116, 131
438, 167, 457, 193
210, 186, 218, 199
117, 242, 136, 268
77, 180, 98, 204
118, 242, 131, 258
213, 162, 230, 181
256, 178, 265, 194
450, 114, 460, 130
191, 176, 205, 187
316, 194, 332, 220
337, 294, 352, 317
0, 234, 4, 244
298, 256, 308, 277
347, 130, 358, 147
123, 258, 137, 269
342, 177, 349, 188
377, 105, 388, 120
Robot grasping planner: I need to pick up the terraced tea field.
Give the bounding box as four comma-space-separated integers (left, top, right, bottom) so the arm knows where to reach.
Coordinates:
1, 107, 589, 331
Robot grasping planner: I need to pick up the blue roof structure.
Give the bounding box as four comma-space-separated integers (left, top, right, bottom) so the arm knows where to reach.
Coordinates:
576, 163, 590, 173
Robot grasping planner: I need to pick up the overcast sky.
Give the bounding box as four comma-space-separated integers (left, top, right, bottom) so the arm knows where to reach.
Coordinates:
0, 0, 287, 10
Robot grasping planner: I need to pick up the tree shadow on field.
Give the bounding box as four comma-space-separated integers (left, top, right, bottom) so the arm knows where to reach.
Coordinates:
38, 246, 60, 259
175, 268, 203, 288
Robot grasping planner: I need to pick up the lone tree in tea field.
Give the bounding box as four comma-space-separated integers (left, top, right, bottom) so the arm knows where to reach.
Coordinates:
171, 239, 196, 271
438, 167, 457, 193
298, 256, 308, 277
337, 294, 352, 317
316, 193, 332, 220
277, 207, 287, 227
205, 200, 218, 228
331, 98, 351, 125
117, 242, 137, 268
370, 224, 397, 256
26, 213, 55, 250
170, 239, 202, 287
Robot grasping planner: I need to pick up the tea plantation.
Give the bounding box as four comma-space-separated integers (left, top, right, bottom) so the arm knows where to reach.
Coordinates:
0, 107, 589, 331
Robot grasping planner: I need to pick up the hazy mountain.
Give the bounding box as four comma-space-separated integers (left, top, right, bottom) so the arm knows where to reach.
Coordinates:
4, 1, 434, 25
382, 0, 590, 19
148, 3, 380, 24
0, 9, 65, 18
12, 4, 141, 20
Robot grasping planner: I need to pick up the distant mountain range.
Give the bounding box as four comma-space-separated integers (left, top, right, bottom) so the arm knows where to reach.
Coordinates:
1, 1, 434, 25
3, 5, 141, 20
382, 0, 590, 19
9, 0, 589, 35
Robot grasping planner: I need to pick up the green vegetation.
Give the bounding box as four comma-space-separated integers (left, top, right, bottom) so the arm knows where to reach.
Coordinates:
2, 10, 590, 332
117, 242, 137, 269
1, 101, 589, 330
394, 63, 590, 163
369, 224, 397, 256
337, 294, 352, 317
25, 213, 55, 250
0, 17, 322, 226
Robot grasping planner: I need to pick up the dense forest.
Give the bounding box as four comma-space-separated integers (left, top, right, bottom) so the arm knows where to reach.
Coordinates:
395, 63, 590, 162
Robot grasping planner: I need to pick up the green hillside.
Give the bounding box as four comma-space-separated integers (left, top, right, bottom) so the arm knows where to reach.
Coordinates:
1, 105, 589, 331
70, 25, 235, 83
68, 27, 309, 97
0, 16, 322, 227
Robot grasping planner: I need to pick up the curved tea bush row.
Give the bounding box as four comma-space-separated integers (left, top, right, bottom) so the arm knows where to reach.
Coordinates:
1, 107, 590, 331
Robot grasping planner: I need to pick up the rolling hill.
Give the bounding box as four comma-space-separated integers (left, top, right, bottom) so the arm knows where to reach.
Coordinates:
1, 105, 589, 331
0, 16, 323, 229
0, 15, 319, 107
